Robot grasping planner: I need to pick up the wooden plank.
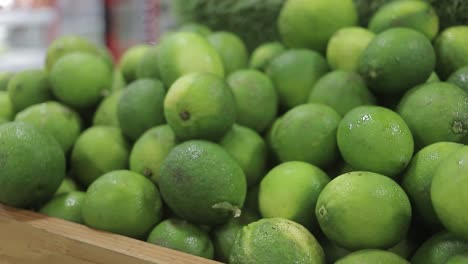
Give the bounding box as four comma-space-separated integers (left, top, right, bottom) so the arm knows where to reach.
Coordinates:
0, 204, 221, 264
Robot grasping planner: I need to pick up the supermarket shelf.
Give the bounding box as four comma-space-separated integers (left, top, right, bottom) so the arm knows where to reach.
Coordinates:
0, 204, 221, 264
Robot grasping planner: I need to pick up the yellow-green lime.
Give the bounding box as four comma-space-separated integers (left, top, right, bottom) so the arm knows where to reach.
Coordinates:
8, 69, 52, 113
278, 0, 358, 53
0, 91, 13, 120
220, 125, 267, 187
229, 218, 325, 264
0, 72, 12, 91
45, 35, 105, 71
39, 191, 85, 224
129, 125, 176, 184
337, 106, 414, 178
164, 73, 236, 141
271, 104, 341, 168
117, 79, 166, 141
308, 70, 376, 116
401, 142, 463, 230
327, 27, 375, 72
369, 0, 439, 40
55, 177, 78, 196
431, 147, 468, 240
397, 82, 468, 148
212, 210, 259, 262
448, 66, 468, 93
446, 254, 468, 264
249, 42, 286, 71
207, 31, 248, 75
427, 72, 440, 83
82, 170, 163, 238
359, 28, 435, 94
92, 90, 123, 127
15, 101, 82, 153
159, 140, 246, 225
111, 68, 126, 92
178, 23, 212, 37
259, 161, 330, 228
147, 218, 214, 259
411, 232, 468, 264
119, 45, 150, 83
316, 171, 412, 250
70, 126, 129, 187
267, 49, 328, 109
135, 45, 160, 80
50, 52, 112, 108
0, 122, 65, 208
226, 69, 278, 133
435, 26, 468, 79
335, 249, 409, 264
158, 32, 224, 86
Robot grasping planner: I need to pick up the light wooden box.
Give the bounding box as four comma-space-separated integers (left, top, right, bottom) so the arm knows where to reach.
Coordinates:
0, 204, 221, 264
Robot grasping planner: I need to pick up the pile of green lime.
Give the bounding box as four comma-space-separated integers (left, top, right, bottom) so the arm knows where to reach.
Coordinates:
1, 1, 468, 262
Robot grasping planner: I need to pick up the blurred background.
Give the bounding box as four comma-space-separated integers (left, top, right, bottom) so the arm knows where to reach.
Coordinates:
0, 0, 175, 72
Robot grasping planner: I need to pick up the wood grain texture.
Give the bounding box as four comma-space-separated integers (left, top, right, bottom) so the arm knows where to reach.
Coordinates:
0, 204, 221, 264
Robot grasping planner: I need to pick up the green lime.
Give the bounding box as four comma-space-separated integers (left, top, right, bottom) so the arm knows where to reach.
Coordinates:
336, 249, 409, 264
427, 72, 440, 83
96, 45, 114, 69
70, 126, 129, 187
207, 31, 248, 74
119, 45, 150, 83
147, 218, 214, 259
158, 32, 224, 86
15, 102, 82, 153
369, 0, 439, 40
117, 79, 165, 141
359, 28, 435, 94
230, 218, 325, 264
431, 147, 468, 240
259, 161, 330, 228
39, 191, 85, 224
164, 72, 236, 141
111, 68, 126, 91
267, 49, 328, 109
0, 122, 65, 208
178, 23, 212, 37
220, 125, 267, 187
448, 66, 468, 93
249, 42, 286, 71
159, 140, 246, 225
135, 45, 160, 80
327, 27, 375, 72
397, 82, 468, 148
129, 125, 176, 184
435, 26, 468, 79
401, 142, 463, 230
0, 72, 13, 91
316, 171, 411, 250
337, 106, 414, 178
45, 35, 104, 71
411, 232, 468, 264
308, 70, 376, 116
8, 69, 52, 113
82, 170, 163, 238
92, 90, 123, 127
446, 254, 468, 264
50, 52, 112, 108
278, 0, 357, 53
55, 177, 78, 196
212, 210, 259, 262
271, 104, 341, 168
0, 91, 13, 120
227, 69, 278, 133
